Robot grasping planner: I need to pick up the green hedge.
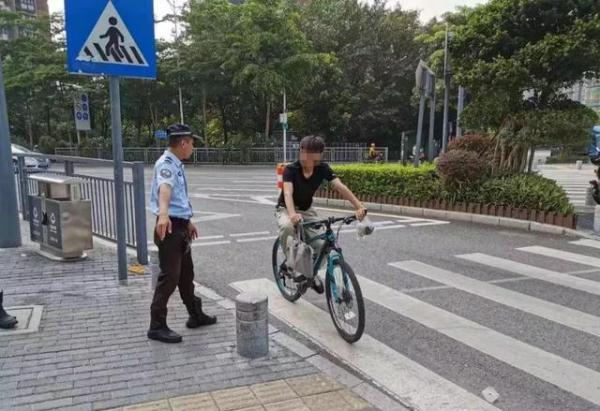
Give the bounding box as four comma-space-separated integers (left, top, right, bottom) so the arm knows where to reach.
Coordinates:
331, 164, 574, 214
332, 163, 440, 201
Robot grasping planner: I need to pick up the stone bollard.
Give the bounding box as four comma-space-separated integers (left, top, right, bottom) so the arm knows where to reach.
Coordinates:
236, 292, 269, 359
595, 205, 600, 233
586, 187, 595, 207
576, 160, 583, 170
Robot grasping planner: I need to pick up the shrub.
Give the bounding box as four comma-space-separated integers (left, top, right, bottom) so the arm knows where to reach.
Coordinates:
436, 149, 488, 185
329, 163, 574, 214
332, 163, 440, 201
447, 133, 495, 160
476, 174, 574, 214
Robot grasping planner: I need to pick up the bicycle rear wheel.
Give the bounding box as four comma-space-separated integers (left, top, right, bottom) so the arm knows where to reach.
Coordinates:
272, 239, 302, 302
325, 260, 365, 343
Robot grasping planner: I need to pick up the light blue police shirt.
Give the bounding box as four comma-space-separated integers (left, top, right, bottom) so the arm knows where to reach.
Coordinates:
150, 150, 193, 219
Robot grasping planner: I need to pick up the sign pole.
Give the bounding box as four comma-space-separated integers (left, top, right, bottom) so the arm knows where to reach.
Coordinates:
0, 55, 22, 248
283, 90, 287, 163
109, 76, 128, 282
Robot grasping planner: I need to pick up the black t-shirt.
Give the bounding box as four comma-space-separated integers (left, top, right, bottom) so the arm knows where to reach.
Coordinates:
277, 161, 337, 211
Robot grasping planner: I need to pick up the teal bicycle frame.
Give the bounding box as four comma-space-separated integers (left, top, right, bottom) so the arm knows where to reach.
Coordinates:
303, 220, 350, 301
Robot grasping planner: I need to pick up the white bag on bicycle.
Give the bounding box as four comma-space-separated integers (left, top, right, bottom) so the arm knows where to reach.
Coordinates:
286, 228, 314, 280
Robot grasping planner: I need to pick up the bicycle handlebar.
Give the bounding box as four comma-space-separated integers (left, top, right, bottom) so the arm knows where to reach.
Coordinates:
301, 210, 367, 229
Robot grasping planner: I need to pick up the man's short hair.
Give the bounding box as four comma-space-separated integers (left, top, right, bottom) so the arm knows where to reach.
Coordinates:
167, 124, 194, 147
299, 135, 325, 153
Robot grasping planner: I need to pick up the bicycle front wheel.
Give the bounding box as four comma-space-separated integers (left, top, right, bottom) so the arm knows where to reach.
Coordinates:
272, 239, 302, 302
325, 260, 365, 343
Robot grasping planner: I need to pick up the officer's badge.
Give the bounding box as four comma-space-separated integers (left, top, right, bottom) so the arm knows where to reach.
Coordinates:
160, 169, 172, 178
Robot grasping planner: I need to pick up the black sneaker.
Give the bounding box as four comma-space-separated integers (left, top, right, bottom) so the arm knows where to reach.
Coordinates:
311, 277, 324, 294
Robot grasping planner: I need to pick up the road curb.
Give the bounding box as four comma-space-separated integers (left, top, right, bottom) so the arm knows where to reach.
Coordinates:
314, 197, 600, 240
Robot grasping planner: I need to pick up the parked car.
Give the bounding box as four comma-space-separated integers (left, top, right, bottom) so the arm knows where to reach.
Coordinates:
12, 144, 50, 173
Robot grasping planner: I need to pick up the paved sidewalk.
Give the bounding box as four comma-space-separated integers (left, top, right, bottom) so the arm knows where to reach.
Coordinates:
0, 229, 380, 411
110, 373, 371, 411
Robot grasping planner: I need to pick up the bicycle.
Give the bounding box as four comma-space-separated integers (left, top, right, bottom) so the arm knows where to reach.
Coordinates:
272, 214, 366, 343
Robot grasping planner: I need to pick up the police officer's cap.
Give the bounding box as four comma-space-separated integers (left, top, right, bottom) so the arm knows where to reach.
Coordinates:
166, 124, 201, 142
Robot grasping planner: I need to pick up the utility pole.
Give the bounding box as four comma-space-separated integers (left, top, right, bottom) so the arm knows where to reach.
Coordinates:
0, 55, 22, 248
167, 0, 184, 124
456, 86, 465, 139
441, 23, 450, 153
281, 90, 288, 163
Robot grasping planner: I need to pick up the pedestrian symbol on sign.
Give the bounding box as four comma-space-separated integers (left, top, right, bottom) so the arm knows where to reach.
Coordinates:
76, 0, 148, 67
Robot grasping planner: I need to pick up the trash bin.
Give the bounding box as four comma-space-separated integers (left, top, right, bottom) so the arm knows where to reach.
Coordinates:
28, 174, 93, 261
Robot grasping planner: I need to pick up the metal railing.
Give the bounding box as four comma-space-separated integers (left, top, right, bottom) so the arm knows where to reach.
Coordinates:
13, 153, 147, 265
55, 146, 389, 164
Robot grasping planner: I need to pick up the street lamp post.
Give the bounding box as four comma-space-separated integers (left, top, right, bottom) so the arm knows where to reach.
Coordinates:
441, 23, 450, 153
0, 55, 22, 248
166, 0, 185, 124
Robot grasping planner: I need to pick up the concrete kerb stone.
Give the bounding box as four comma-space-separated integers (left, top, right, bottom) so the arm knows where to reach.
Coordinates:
315, 196, 588, 238
423, 209, 447, 219
498, 217, 531, 230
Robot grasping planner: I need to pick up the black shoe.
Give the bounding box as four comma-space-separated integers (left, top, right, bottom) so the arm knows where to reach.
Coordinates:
147, 326, 182, 343
186, 296, 217, 329
311, 277, 324, 294
0, 291, 17, 330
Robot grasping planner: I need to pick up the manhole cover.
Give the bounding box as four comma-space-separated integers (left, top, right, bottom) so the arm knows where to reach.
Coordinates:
0, 305, 43, 337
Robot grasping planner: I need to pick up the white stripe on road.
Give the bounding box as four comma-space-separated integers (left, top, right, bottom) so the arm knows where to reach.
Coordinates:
230, 278, 498, 411
410, 221, 451, 227
236, 236, 278, 243
518, 246, 600, 268
390, 261, 600, 338
192, 240, 231, 247
457, 253, 600, 297
571, 239, 600, 250
356, 275, 600, 406
230, 231, 271, 238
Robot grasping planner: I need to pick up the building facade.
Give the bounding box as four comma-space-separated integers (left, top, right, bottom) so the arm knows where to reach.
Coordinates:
0, 0, 48, 40
566, 79, 600, 117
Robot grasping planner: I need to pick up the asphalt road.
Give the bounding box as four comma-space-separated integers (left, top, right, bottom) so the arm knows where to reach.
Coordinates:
80, 165, 600, 411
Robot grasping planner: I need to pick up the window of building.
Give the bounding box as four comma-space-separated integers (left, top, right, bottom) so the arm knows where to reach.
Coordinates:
16, 0, 36, 12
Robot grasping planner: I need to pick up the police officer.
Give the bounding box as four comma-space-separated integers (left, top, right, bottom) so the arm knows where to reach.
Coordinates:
148, 124, 217, 344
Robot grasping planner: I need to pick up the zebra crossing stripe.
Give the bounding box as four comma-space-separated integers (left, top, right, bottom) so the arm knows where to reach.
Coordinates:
518, 246, 600, 268
230, 278, 498, 411
570, 239, 600, 250
356, 274, 600, 406
457, 253, 600, 297
389, 260, 600, 338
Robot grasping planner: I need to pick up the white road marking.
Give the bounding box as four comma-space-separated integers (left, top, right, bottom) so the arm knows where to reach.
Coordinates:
230, 278, 499, 411
236, 236, 278, 243
356, 275, 600, 406
518, 246, 600, 268
458, 253, 600, 297
230, 231, 271, 238
391, 260, 600, 338
192, 240, 231, 247
570, 239, 600, 250
410, 221, 451, 227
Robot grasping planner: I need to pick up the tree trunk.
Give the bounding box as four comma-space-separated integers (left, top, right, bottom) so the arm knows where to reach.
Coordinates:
265, 98, 271, 140
527, 146, 536, 173
220, 101, 228, 145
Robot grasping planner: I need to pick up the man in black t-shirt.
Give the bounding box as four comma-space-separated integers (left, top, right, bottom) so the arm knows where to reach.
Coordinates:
276, 135, 366, 293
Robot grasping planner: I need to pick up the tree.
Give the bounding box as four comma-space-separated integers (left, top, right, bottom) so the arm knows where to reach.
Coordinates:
301, 0, 421, 145
447, 0, 600, 172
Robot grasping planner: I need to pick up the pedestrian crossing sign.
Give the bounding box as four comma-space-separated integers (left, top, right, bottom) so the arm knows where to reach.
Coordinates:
65, 0, 156, 79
